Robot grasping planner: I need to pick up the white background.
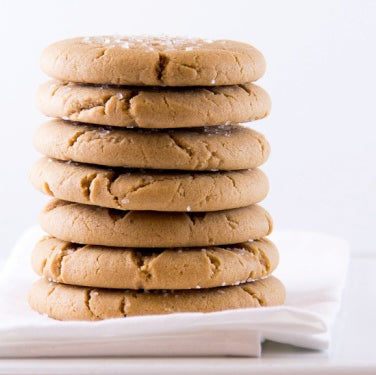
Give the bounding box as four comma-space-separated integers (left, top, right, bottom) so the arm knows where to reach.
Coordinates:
0, 0, 375, 257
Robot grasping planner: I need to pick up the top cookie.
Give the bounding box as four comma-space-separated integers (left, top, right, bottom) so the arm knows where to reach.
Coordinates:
40, 36, 266, 86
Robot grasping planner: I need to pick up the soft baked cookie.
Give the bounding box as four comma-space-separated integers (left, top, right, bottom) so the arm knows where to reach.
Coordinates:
36, 80, 271, 128
39, 200, 273, 247
28, 276, 285, 320
40, 36, 266, 86
33, 120, 270, 170
32, 236, 279, 290
30, 158, 269, 212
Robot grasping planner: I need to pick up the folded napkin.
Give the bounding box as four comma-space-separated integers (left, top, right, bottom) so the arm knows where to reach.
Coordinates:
0, 227, 349, 357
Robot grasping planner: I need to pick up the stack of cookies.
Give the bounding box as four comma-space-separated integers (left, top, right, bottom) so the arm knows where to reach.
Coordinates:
28, 36, 285, 320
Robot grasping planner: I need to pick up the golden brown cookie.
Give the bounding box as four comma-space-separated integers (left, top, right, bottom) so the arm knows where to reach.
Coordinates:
32, 236, 279, 290
39, 200, 273, 247
33, 120, 270, 171
40, 36, 266, 86
28, 276, 285, 320
36, 80, 271, 128
30, 158, 269, 212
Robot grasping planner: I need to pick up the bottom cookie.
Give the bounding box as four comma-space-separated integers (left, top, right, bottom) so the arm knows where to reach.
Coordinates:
28, 276, 285, 320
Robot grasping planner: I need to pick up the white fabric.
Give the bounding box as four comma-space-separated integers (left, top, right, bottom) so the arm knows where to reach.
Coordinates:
0, 227, 350, 357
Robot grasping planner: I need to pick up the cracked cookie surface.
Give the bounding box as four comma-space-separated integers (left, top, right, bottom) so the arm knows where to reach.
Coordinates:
40, 36, 266, 86
30, 158, 269, 212
39, 199, 273, 247
36, 80, 271, 128
34, 120, 270, 170
32, 236, 279, 289
28, 276, 285, 320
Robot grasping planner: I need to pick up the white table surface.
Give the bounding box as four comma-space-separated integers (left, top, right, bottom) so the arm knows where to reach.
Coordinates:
1, 255, 375, 374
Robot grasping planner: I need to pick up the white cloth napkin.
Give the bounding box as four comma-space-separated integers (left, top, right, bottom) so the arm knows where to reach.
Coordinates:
0, 227, 350, 357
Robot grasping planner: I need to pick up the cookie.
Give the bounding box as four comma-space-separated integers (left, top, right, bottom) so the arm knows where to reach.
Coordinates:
30, 158, 269, 212
28, 276, 285, 320
36, 80, 271, 128
32, 236, 279, 290
33, 120, 270, 171
40, 36, 266, 86
39, 200, 273, 247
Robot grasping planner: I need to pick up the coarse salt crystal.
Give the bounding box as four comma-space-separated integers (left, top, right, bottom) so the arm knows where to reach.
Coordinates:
186, 206, 191, 212
117, 92, 124, 99
98, 128, 110, 136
